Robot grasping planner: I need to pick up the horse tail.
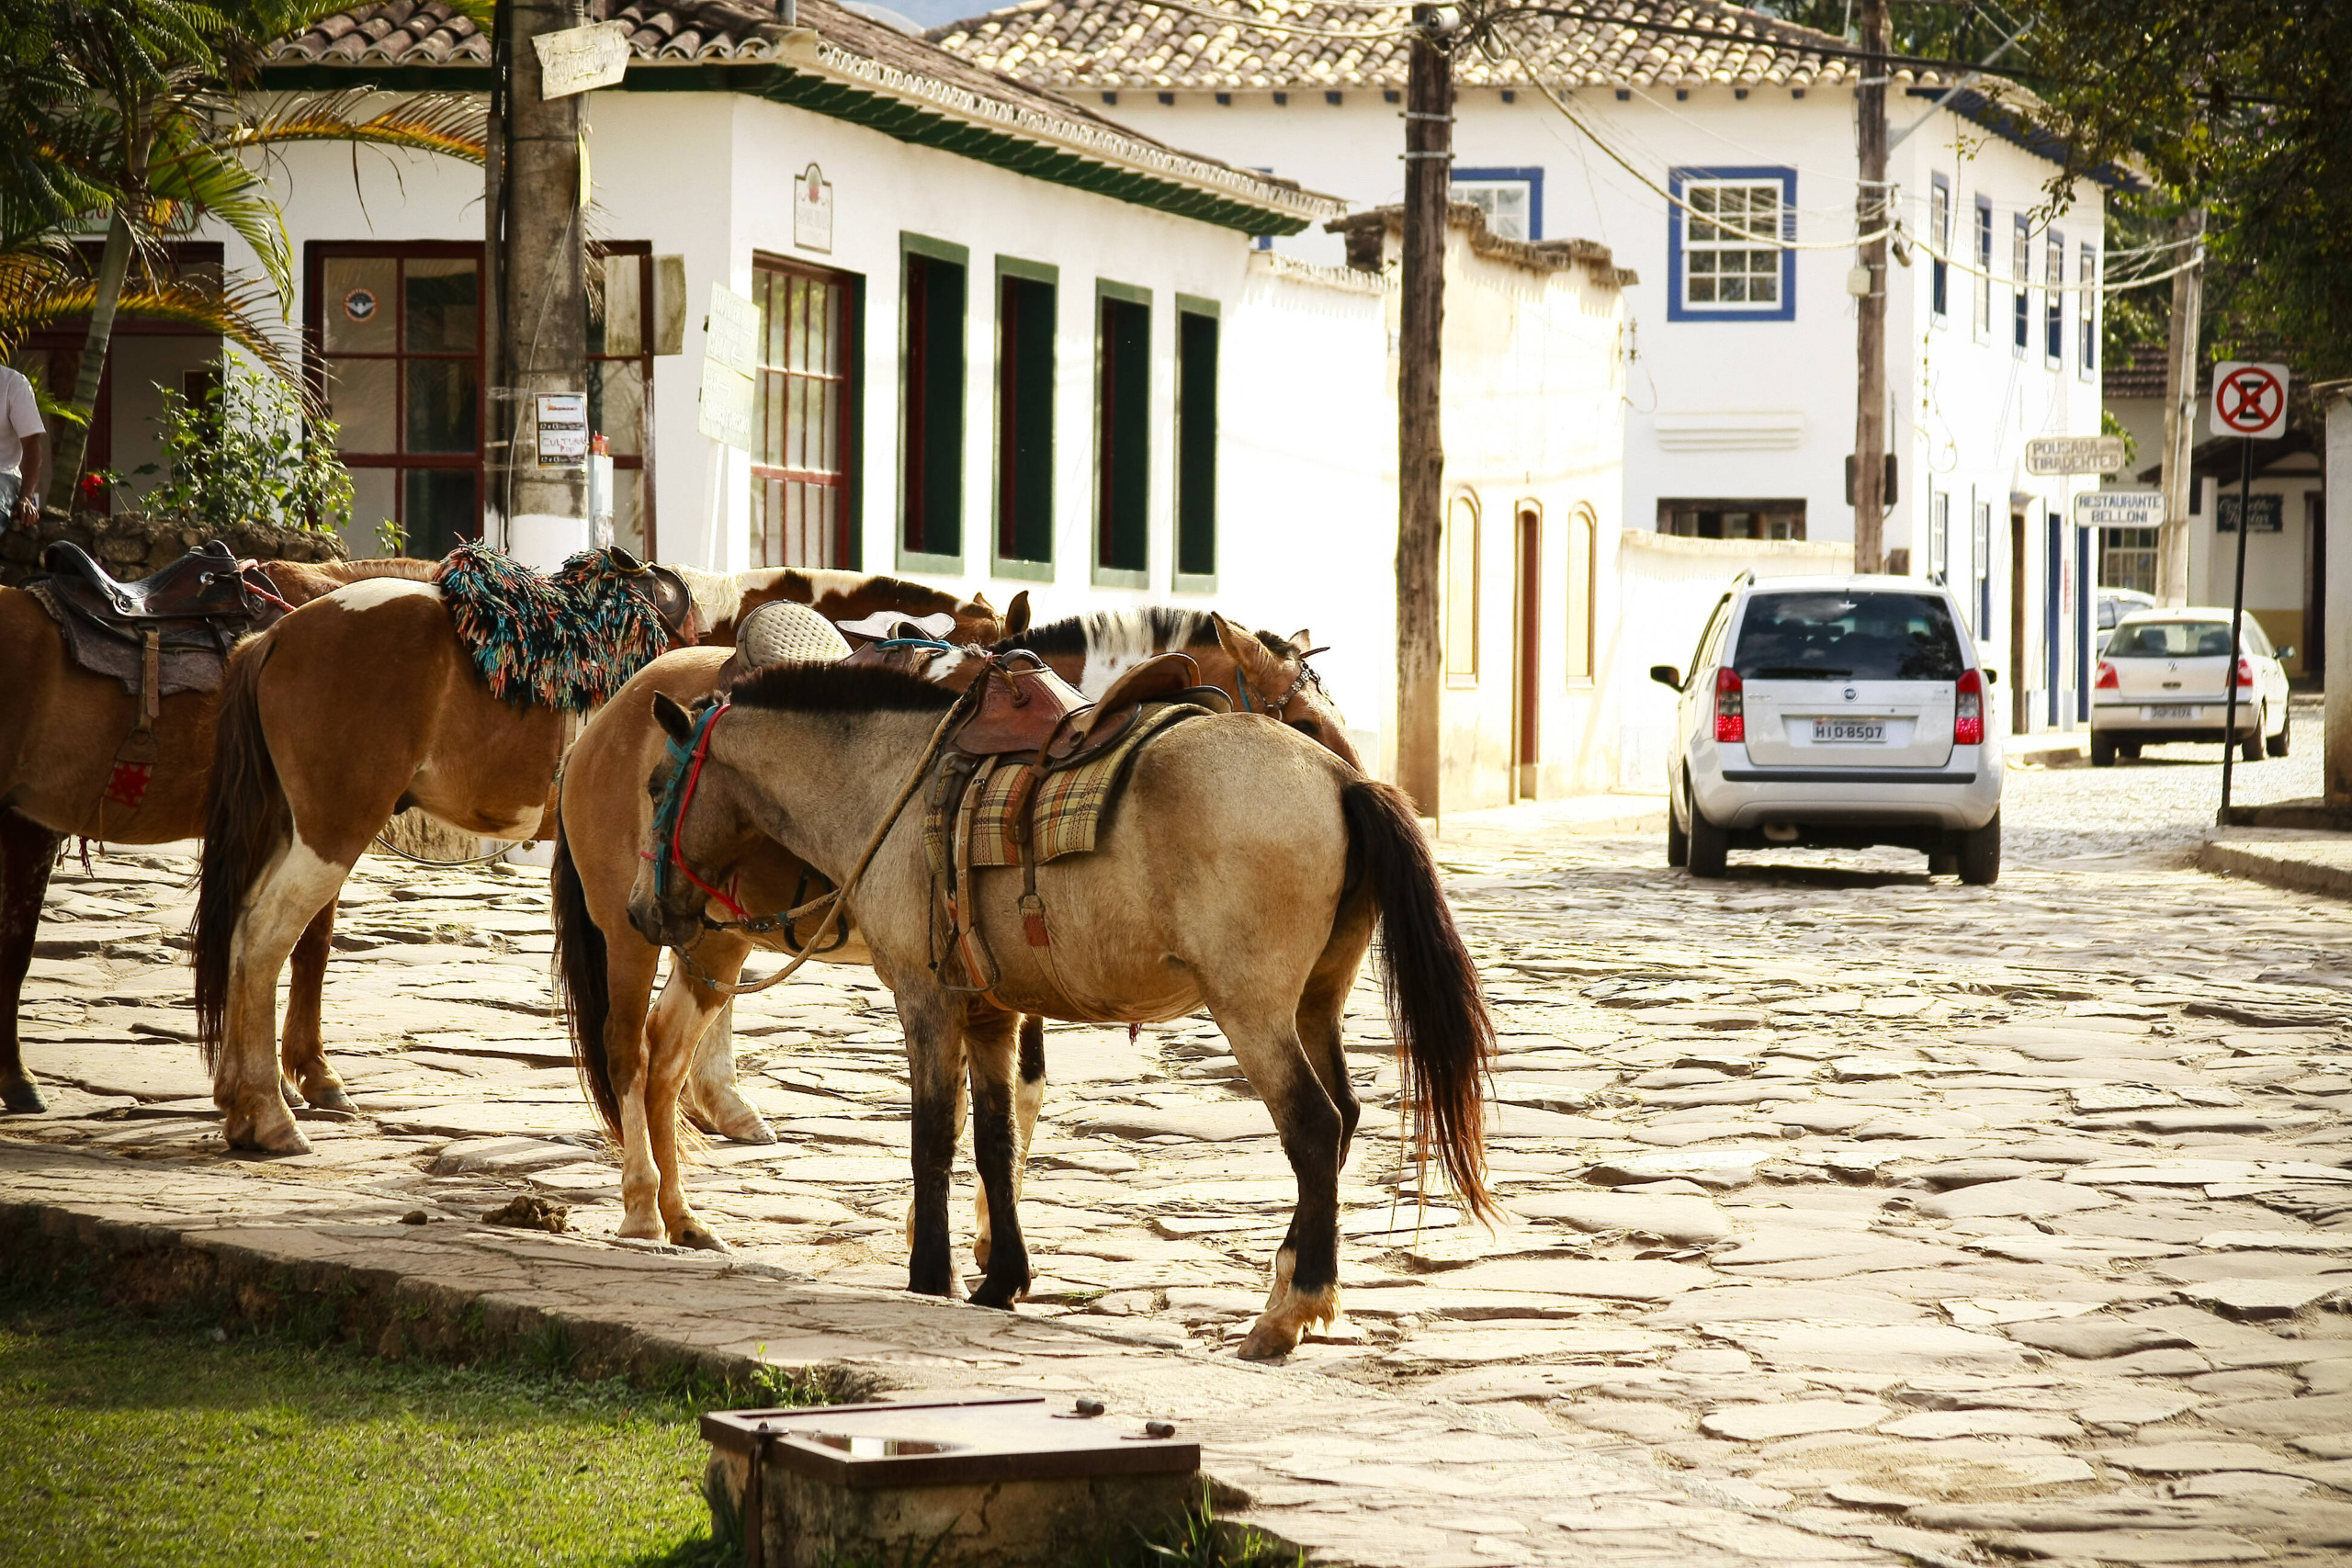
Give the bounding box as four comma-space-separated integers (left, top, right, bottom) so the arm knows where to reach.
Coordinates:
1339, 777, 1498, 1224
549, 809, 623, 1144
192, 636, 288, 1069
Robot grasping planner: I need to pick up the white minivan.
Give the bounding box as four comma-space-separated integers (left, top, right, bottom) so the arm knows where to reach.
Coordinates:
1655, 574, 2005, 884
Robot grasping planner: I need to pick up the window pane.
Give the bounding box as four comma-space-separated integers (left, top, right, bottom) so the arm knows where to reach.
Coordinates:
598, 254, 643, 357
404, 357, 479, 454
590, 358, 644, 456
322, 256, 396, 353
786, 372, 807, 471
324, 356, 397, 453
1444, 499, 1477, 679
1176, 310, 1217, 579
403, 467, 478, 559
345, 466, 396, 555
403, 257, 478, 353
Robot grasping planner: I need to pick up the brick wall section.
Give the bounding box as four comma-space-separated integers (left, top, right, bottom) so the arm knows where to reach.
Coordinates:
0, 513, 347, 589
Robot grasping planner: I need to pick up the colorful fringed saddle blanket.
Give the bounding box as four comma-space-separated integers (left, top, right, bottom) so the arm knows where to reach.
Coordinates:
433, 544, 684, 712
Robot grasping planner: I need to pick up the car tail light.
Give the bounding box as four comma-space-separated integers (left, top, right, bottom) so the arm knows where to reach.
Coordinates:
1954, 668, 1984, 745
2096, 660, 2120, 691
2237, 657, 2255, 688
1713, 668, 1745, 743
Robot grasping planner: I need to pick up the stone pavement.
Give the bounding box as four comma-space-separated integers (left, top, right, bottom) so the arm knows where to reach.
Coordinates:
2202, 832, 2352, 904
8, 737, 2352, 1566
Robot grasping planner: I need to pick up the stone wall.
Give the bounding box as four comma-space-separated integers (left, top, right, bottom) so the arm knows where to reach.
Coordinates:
0, 511, 347, 587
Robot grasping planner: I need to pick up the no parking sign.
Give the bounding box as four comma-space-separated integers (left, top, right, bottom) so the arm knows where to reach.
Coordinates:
2212, 361, 2290, 440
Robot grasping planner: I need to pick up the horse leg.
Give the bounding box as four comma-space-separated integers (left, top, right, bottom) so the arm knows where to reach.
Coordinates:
973, 1013, 1045, 1268
0, 812, 63, 1114
278, 902, 350, 1113
605, 933, 669, 1244
899, 989, 967, 1299
1211, 1001, 1347, 1361
964, 1006, 1033, 1309
646, 942, 747, 1249
678, 994, 776, 1145
217, 838, 349, 1155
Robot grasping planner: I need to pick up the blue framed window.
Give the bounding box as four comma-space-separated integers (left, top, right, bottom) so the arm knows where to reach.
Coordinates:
1453, 166, 1544, 242
1668, 166, 1795, 322
1928, 175, 1950, 321
1973, 195, 1993, 339
2079, 244, 2098, 378
2045, 231, 2064, 364
2012, 214, 2031, 354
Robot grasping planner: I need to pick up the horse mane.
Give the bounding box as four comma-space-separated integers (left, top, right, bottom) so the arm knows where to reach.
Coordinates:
728, 660, 962, 715
997, 605, 1221, 659
263, 555, 436, 607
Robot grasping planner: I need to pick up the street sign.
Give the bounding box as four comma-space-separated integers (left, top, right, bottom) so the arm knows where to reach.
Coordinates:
2074, 489, 2162, 529
697, 283, 759, 451
2211, 360, 2290, 440
534, 21, 632, 98
2025, 434, 2128, 476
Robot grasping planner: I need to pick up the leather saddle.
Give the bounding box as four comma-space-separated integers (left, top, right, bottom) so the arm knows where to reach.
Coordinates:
607, 547, 696, 642
42, 539, 262, 634
953, 649, 1230, 769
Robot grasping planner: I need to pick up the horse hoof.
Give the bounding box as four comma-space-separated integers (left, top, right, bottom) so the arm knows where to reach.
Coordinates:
277, 1077, 308, 1110
695, 1099, 775, 1145
1235, 1323, 1301, 1362
226, 1116, 313, 1156
969, 1277, 1027, 1312
674, 1224, 731, 1253
1, 1081, 47, 1115
306, 1086, 358, 1114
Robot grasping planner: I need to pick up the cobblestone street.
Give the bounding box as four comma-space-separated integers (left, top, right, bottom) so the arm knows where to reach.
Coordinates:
10, 718, 2352, 1564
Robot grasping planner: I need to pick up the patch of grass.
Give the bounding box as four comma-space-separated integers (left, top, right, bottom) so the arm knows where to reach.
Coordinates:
0, 1296, 732, 1568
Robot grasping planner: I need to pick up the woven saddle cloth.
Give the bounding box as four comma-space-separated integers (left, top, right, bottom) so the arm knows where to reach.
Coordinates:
923, 702, 1202, 876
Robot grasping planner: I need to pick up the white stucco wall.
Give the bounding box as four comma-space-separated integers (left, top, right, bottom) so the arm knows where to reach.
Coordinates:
1080, 83, 2110, 733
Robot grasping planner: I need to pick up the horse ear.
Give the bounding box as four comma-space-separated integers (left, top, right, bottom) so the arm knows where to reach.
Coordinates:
651, 692, 695, 743
1211, 612, 1286, 685
1286, 628, 1313, 655
970, 591, 996, 615
1003, 590, 1032, 636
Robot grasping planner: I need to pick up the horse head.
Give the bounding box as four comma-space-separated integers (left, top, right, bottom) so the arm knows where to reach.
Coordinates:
1210, 614, 1361, 772
629, 692, 765, 953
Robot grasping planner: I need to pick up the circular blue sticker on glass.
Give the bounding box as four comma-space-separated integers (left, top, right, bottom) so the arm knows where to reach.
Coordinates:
343, 288, 379, 323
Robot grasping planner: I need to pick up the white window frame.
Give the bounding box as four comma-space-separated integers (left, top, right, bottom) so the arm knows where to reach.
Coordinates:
1671, 171, 1792, 319
1452, 174, 1537, 243
2079, 244, 2098, 380
1973, 197, 1993, 343
2044, 231, 2065, 367
1928, 176, 1951, 324
1930, 491, 1950, 584
2012, 215, 2031, 356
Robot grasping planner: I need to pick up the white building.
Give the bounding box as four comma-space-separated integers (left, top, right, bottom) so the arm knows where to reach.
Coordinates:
933, 0, 2125, 750
14, 0, 1630, 795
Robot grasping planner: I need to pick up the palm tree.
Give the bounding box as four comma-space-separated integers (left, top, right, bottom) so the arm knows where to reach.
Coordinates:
0, 0, 485, 512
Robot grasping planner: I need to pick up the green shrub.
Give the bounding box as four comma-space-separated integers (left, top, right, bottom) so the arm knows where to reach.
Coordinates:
137, 366, 353, 536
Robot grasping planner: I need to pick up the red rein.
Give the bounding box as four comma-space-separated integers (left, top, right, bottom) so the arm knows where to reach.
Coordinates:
641, 701, 752, 922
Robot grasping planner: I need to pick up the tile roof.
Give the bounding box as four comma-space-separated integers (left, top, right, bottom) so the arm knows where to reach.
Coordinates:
2104, 341, 2180, 402
926, 0, 1964, 93
264, 0, 1342, 232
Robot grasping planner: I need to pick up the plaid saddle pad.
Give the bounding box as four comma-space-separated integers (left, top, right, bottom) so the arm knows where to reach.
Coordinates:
926, 703, 1204, 872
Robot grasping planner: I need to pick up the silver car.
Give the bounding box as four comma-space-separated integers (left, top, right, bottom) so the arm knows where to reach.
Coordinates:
1655, 574, 2005, 885
2090, 608, 2291, 766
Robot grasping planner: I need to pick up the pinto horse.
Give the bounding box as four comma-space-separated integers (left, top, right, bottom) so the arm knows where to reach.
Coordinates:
549, 606, 1353, 1259
620, 660, 1493, 1359
189, 566, 1008, 1154
0, 556, 435, 1115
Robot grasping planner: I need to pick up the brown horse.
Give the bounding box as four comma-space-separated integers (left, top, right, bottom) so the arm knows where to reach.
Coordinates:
550, 605, 1351, 1260
616, 660, 1493, 1359
189, 567, 1010, 1154
0, 556, 435, 1115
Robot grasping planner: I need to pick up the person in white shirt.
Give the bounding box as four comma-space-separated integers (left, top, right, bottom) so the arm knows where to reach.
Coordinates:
0, 365, 50, 527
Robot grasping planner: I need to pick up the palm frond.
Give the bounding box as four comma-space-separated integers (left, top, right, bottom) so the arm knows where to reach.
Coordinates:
0, 249, 301, 398
225, 90, 489, 166
146, 141, 293, 301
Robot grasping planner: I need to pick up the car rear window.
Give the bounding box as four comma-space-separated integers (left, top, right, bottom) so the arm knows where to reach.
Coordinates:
1733, 591, 1965, 682
2107, 620, 2233, 658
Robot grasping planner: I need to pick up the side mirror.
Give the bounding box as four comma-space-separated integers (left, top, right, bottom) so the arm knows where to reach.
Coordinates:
2278, 645, 2297, 661
1649, 664, 1683, 692
1982, 668, 1999, 685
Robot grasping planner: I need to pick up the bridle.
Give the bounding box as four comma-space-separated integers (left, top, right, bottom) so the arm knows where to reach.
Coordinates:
645, 699, 747, 920
1235, 645, 1333, 724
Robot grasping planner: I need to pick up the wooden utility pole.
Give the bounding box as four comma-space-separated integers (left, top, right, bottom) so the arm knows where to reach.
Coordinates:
482, 0, 511, 547
499, 0, 590, 559
1850, 0, 1890, 573
1396, 5, 1454, 815
2157, 209, 2206, 605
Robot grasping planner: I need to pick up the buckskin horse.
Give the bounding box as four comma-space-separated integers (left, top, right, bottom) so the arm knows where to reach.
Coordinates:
550, 605, 1357, 1260
0, 549, 436, 1116
616, 659, 1494, 1360
190, 564, 1010, 1154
